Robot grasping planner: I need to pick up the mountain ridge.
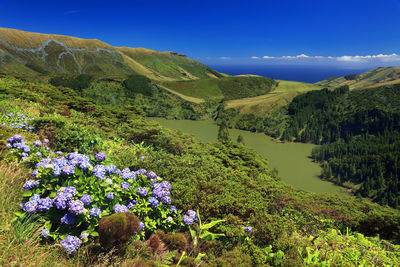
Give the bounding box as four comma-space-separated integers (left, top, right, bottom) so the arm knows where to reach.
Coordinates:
0, 27, 221, 81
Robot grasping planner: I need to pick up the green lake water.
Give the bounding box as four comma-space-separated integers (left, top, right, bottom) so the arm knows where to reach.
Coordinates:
150, 117, 347, 195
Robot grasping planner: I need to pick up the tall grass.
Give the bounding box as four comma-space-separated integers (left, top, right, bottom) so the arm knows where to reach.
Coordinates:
0, 162, 73, 266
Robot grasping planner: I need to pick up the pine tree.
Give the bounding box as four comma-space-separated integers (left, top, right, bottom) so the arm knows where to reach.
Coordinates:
218, 121, 230, 143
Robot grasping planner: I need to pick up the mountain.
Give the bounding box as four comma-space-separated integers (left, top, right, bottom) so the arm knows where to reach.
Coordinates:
0, 27, 221, 81
316, 67, 400, 89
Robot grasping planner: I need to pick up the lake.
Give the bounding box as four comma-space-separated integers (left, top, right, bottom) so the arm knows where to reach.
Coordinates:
150, 117, 347, 195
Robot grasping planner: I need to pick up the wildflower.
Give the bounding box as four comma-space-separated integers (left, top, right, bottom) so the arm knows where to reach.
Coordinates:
95, 152, 106, 162
60, 235, 81, 254
170, 206, 178, 213
37, 197, 53, 212
140, 222, 145, 230
80, 194, 92, 205
41, 229, 50, 238
61, 213, 75, 225
23, 200, 38, 213
148, 197, 159, 208
89, 207, 101, 217
136, 187, 147, 197
167, 216, 174, 223
244, 226, 253, 233
68, 200, 85, 215
113, 204, 128, 213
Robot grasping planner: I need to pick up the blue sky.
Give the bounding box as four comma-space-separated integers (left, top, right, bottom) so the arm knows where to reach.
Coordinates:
1, 0, 399, 68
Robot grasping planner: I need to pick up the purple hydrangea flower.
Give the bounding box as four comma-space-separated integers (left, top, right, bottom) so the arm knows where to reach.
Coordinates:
186, 210, 196, 219
80, 232, 89, 240
23, 200, 38, 213
170, 206, 178, 213
63, 186, 77, 199
61, 165, 75, 176
37, 197, 53, 212
105, 164, 116, 174
33, 140, 42, 147
23, 179, 40, 190
148, 197, 159, 208
146, 171, 157, 179
92, 165, 106, 179
161, 196, 171, 204
60, 235, 81, 254
89, 207, 101, 217
106, 192, 114, 199
41, 229, 50, 238
36, 152, 42, 157
43, 139, 49, 144
53, 194, 68, 210
113, 204, 128, 213
95, 152, 106, 162
61, 213, 75, 225
6, 143, 11, 149
80, 194, 92, 205
183, 215, 194, 225
127, 200, 138, 209
31, 194, 40, 201
121, 181, 131, 191
244, 226, 253, 233
139, 222, 145, 230
136, 187, 147, 197
31, 169, 39, 177
68, 200, 85, 215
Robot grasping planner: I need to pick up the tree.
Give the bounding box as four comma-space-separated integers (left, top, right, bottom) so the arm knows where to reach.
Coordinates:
218, 121, 230, 143
237, 134, 245, 145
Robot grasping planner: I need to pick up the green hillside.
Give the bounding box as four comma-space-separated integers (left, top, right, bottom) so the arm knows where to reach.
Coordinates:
1, 73, 400, 266
316, 67, 400, 89
162, 76, 277, 100
0, 27, 222, 81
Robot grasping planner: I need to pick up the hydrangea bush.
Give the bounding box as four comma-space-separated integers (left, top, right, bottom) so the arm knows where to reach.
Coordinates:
7, 135, 197, 254
1, 113, 35, 131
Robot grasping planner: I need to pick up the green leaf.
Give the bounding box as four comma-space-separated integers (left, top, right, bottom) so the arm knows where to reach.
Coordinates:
91, 231, 99, 237
195, 252, 206, 262
22, 191, 33, 197
201, 219, 225, 230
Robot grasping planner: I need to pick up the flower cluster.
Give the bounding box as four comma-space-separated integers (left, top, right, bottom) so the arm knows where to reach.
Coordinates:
183, 210, 198, 225
0, 113, 35, 132
244, 226, 253, 234
10, 136, 191, 255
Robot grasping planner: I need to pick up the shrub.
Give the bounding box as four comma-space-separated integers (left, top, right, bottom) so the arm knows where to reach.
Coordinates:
99, 212, 140, 249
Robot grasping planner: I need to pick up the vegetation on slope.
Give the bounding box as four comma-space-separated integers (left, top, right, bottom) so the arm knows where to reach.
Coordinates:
162, 76, 277, 100
0, 27, 223, 81
316, 66, 400, 89
1, 73, 400, 266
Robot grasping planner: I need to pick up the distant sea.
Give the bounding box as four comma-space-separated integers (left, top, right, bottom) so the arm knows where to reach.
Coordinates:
209, 65, 370, 83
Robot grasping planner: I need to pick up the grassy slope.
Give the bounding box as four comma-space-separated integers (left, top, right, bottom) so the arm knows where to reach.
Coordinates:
316, 67, 400, 89
161, 76, 277, 101
0, 27, 223, 81
226, 80, 324, 115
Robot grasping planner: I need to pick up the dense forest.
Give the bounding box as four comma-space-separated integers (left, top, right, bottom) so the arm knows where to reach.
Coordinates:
283, 84, 400, 208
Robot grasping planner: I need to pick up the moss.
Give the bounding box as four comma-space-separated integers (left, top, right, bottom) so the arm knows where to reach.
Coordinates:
98, 212, 140, 249
158, 230, 187, 251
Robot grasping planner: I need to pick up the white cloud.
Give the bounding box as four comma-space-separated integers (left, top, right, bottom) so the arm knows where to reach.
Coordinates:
262, 56, 275, 59
251, 56, 260, 59
219, 56, 231, 60
296, 54, 309, 58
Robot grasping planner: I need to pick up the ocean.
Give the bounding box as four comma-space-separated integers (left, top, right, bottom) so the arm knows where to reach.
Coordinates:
208, 65, 370, 83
